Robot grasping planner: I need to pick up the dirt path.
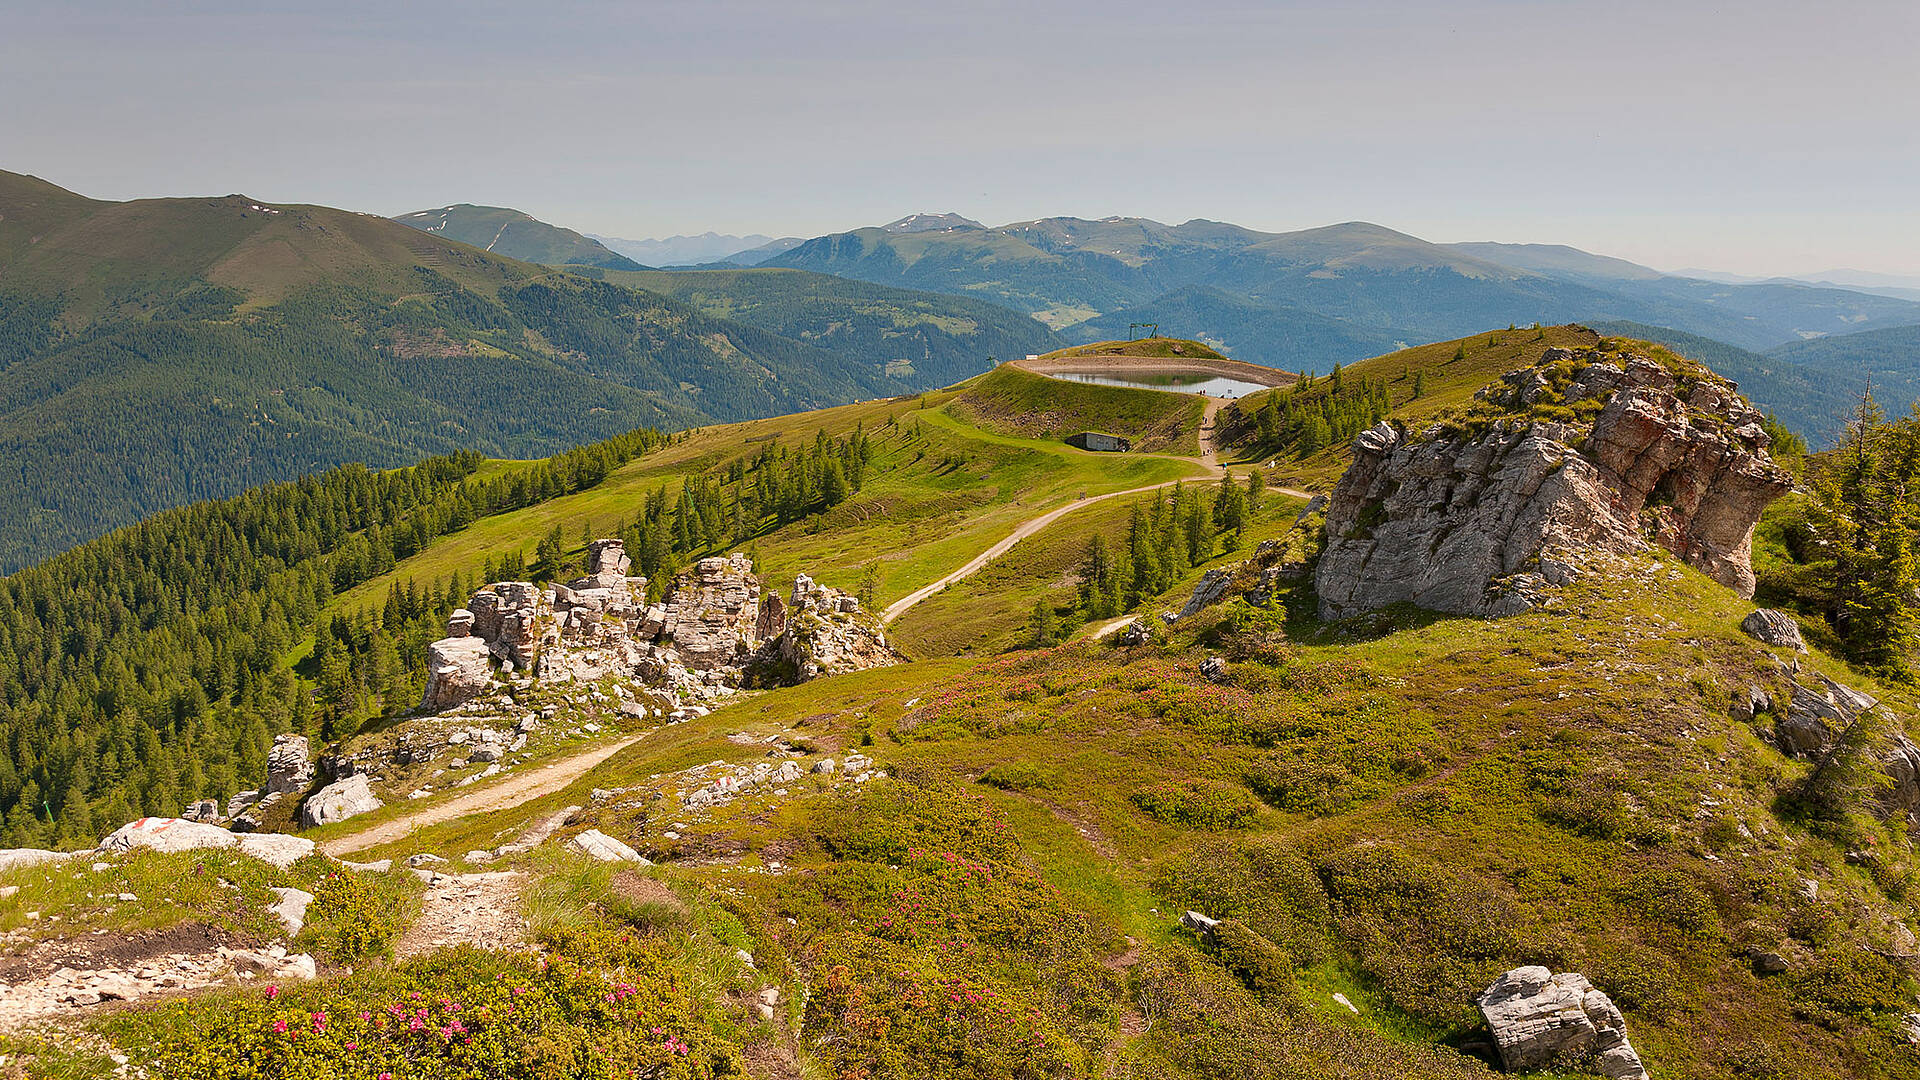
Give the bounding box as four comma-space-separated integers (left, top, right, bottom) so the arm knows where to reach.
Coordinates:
882, 399, 1311, 626
320, 735, 643, 856
1088, 614, 1140, 640
394, 869, 529, 959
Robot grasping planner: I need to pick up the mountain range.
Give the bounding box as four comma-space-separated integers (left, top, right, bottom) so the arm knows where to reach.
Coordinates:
588, 231, 804, 267
759, 214, 1920, 367
0, 172, 1050, 569
394, 204, 642, 270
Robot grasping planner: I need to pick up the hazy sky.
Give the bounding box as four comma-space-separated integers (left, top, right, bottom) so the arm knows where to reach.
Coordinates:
5, 0, 1916, 276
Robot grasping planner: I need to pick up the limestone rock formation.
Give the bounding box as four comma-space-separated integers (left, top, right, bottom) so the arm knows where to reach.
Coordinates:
301, 774, 383, 828
265, 734, 314, 795
1477, 966, 1648, 1080
1316, 349, 1792, 620
659, 554, 764, 671
0, 848, 73, 872
1741, 608, 1807, 652
749, 574, 901, 684
238, 832, 317, 868
268, 886, 315, 936
421, 633, 494, 712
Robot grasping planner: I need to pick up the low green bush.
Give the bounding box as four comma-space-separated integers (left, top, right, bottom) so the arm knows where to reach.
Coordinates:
978, 760, 1054, 791
108, 937, 732, 1080
1129, 779, 1260, 830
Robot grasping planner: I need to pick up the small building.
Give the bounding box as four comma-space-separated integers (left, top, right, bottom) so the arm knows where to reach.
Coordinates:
1067, 431, 1132, 453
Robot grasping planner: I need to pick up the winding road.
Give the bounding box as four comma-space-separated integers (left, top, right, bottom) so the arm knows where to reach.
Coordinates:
881, 396, 1311, 625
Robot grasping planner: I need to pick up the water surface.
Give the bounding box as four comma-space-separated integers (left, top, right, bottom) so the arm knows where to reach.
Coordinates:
1052, 371, 1272, 398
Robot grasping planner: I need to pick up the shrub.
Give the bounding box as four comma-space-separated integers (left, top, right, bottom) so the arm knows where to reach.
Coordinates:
1210, 919, 1299, 1003
297, 865, 419, 964
110, 940, 731, 1079
978, 760, 1054, 792
1129, 780, 1260, 830
1243, 755, 1368, 816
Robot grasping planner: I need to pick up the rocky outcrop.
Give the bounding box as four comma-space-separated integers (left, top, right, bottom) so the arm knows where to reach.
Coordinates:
1737, 659, 1920, 818
301, 774, 383, 827
1742, 608, 1807, 652
469, 581, 542, 670
658, 554, 764, 671
265, 734, 314, 795
0, 848, 73, 872
748, 575, 900, 685
1477, 966, 1647, 1080
1316, 348, 1792, 620
421, 633, 494, 712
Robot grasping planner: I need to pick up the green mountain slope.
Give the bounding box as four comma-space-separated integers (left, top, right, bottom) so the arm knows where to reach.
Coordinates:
766, 215, 1920, 371
394, 203, 643, 269
0, 171, 910, 568
10, 328, 1920, 1078
1063, 284, 1404, 368
583, 266, 1061, 388
1768, 323, 1920, 381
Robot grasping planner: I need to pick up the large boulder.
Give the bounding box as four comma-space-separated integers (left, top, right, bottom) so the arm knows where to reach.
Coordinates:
1477, 966, 1648, 1080
1316, 349, 1791, 620
98, 817, 238, 856
421, 634, 494, 713
301, 774, 383, 828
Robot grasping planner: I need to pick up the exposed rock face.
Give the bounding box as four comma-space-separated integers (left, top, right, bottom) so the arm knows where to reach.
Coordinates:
1477, 966, 1648, 1080
410, 542, 894, 724
1316, 349, 1792, 620
1741, 608, 1807, 652
749, 575, 900, 684
1740, 660, 1920, 818
301, 774, 383, 828
265, 734, 314, 795
421, 634, 494, 712
660, 554, 764, 671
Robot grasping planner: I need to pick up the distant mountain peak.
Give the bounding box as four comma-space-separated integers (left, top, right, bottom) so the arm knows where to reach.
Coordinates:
883, 213, 985, 234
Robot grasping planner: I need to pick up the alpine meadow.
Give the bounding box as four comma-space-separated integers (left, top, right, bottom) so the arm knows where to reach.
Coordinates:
4, 4, 1920, 1080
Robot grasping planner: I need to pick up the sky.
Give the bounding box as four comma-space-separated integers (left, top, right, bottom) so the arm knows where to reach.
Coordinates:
4, 0, 1916, 277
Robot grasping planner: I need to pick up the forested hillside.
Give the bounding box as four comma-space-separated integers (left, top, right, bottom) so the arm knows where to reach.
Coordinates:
590, 266, 1061, 389
0, 171, 921, 568
0, 430, 661, 847
767, 215, 1920, 369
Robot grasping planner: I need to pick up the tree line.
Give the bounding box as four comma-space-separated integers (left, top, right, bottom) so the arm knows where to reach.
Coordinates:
0, 427, 664, 848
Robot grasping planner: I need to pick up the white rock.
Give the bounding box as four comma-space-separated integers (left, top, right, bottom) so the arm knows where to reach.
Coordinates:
568, 829, 651, 864
1477, 966, 1647, 1080
0, 848, 73, 872
301, 774, 383, 828
98, 818, 237, 856
267, 886, 315, 936
235, 832, 316, 869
